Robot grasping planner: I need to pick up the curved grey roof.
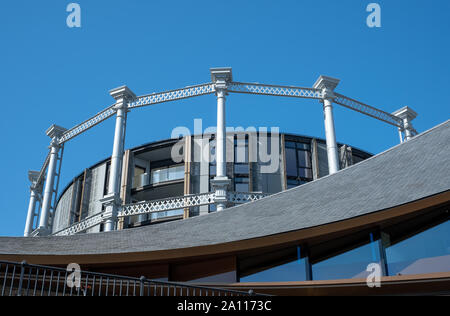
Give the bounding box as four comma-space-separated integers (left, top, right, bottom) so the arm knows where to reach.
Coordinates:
1, 120, 449, 256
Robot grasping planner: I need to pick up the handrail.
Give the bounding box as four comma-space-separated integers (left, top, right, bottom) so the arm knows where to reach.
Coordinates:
0, 260, 267, 296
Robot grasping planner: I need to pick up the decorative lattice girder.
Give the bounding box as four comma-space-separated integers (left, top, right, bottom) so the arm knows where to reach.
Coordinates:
228, 82, 323, 99
228, 192, 270, 204
35, 151, 50, 188
128, 83, 215, 109
333, 93, 403, 128
53, 212, 104, 236
52, 191, 271, 236
58, 104, 117, 145
119, 192, 216, 217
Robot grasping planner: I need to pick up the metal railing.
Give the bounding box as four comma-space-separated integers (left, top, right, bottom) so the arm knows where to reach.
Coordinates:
0, 260, 264, 297
52, 191, 271, 236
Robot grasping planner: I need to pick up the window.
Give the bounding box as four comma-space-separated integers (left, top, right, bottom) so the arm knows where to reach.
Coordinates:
285, 141, 313, 188
234, 136, 249, 175
239, 246, 308, 282
150, 209, 184, 220
133, 165, 147, 188
150, 165, 184, 184
209, 139, 217, 177
103, 162, 111, 195
209, 164, 216, 177
287, 179, 307, 189
285, 148, 297, 177
385, 216, 450, 276
235, 177, 249, 192
311, 239, 380, 280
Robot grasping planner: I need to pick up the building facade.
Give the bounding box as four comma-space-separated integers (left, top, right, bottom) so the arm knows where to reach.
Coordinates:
52, 132, 371, 234
1, 120, 448, 296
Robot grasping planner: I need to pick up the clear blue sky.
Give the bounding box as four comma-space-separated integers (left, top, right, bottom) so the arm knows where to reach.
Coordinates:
0, 0, 449, 237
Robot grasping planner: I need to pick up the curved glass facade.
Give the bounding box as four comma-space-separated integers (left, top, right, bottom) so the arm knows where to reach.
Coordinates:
385, 217, 450, 276
237, 207, 450, 282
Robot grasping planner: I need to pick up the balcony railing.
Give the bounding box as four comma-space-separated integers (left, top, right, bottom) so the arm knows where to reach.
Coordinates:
0, 260, 266, 297
53, 191, 270, 236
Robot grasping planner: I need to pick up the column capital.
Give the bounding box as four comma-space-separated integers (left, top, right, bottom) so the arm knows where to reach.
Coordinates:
46, 124, 67, 138
99, 192, 122, 206
392, 106, 418, 122
46, 124, 67, 147
100, 193, 122, 223
392, 106, 417, 141
313, 75, 340, 100
211, 67, 233, 93
109, 85, 136, 109
211, 177, 231, 204
28, 170, 40, 185
28, 170, 41, 191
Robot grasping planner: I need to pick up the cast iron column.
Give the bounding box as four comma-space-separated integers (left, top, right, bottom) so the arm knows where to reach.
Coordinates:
38, 125, 67, 234
210, 68, 232, 211
24, 171, 40, 237
103, 86, 136, 232
313, 75, 341, 175
393, 106, 418, 142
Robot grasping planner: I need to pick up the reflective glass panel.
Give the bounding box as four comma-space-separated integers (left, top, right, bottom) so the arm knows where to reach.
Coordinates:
298, 168, 312, 179
239, 246, 308, 282
285, 148, 297, 177
312, 240, 379, 281
234, 164, 249, 174
297, 150, 312, 168
385, 219, 450, 276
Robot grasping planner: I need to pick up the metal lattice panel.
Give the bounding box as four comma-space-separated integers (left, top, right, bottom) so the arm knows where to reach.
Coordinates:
128, 83, 215, 109
228, 82, 323, 99
35, 151, 50, 188
57, 104, 117, 145
119, 192, 216, 217
51, 191, 269, 236
333, 93, 403, 128
53, 212, 104, 236
228, 192, 270, 204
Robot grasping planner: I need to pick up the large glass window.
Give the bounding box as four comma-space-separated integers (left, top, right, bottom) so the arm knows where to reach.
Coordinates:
133, 165, 146, 188
151, 165, 184, 184
103, 162, 111, 195
235, 177, 249, 192
239, 246, 308, 282
385, 216, 450, 276
234, 136, 249, 175
287, 179, 307, 189
285, 141, 313, 188
310, 231, 381, 281
237, 209, 450, 283
151, 209, 184, 220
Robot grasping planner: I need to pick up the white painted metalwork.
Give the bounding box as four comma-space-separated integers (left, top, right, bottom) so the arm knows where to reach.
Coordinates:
313, 76, 341, 175
38, 125, 67, 234
55, 83, 214, 146
35, 152, 50, 188
128, 83, 215, 109
392, 106, 418, 141
228, 192, 270, 204
53, 212, 104, 236
53, 191, 270, 236
334, 93, 403, 128
210, 68, 232, 211
58, 104, 117, 145
118, 192, 216, 218
103, 86, 136, 232
30, 67, 421, 237
24, 171, 41, 237
228, 82, 322, 99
